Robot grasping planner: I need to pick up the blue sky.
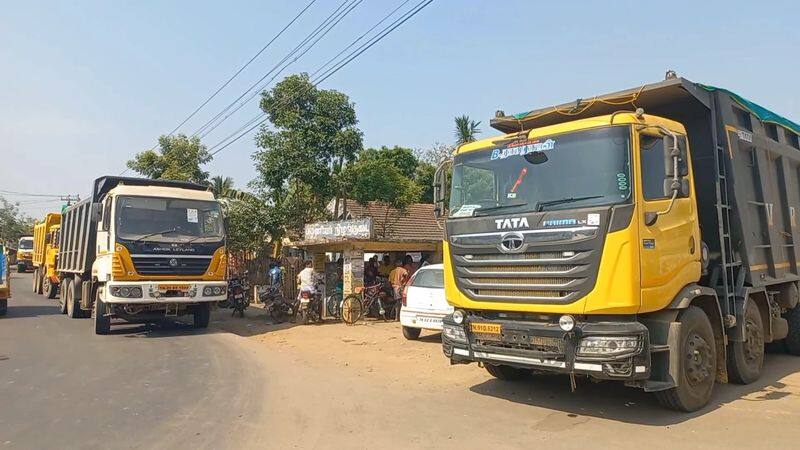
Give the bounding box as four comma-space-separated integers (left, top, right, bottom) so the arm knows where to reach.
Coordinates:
1, 0, 798, 217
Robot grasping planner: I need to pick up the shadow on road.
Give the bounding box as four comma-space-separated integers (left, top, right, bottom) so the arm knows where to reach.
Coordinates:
107, 319, 226, 338
468, 354, 800, 425
0, 304, 62, 319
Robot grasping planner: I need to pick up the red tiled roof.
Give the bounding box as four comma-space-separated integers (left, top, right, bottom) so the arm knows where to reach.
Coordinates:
334, 200, 443, 241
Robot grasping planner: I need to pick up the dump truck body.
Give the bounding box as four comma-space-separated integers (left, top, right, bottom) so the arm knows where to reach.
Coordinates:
436, 77, 800, 411
57, 176, 228, 333
33, 213, 61, 297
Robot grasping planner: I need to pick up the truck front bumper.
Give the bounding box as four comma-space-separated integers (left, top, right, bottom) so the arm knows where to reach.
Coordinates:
442, 313, 651, 381
102, 280, 228, 304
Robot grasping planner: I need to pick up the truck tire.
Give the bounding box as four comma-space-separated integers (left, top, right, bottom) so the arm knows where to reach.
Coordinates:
93, 290, 111, 335
655, 306, 716, 412
0, 299, 7, 316
193, 303, 210, 329
485, 364, 530, 380
36, 270, 44, 295
17, 263, 25, 273
783, 303, 800, 356
32, 268, 39, 293
58, 279, 68, 314
43, 277, 57, 299
727, 301, 764, 384
66, 280, 83, 319
402, 326, 422, 340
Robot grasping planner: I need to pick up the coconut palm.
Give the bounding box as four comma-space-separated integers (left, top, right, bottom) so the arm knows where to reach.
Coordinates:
454, 115, 481, 145
209, 176, 234, 198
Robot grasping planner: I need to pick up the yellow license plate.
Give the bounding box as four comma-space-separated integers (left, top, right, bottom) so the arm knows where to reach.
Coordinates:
471, 322, 501, 335
159, 284, 190, 291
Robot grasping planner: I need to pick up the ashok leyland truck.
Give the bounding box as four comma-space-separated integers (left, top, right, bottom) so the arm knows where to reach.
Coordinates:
16, 236, 34, 272
434, 76, 800, 411
57, 176, 228, 334
32, 212, 61, 299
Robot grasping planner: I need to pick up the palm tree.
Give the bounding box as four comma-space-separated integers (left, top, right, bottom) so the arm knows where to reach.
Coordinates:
454, 115, 481, 145
210, 176, 235, 198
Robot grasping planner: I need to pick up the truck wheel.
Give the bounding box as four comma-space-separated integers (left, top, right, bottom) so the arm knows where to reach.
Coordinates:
655, 306, 716, 412
37, 271, 44, 295
485, 364, 530, 380
93, 290, 111, 335
0, 299, 7, 316
402, 326, 422, 340
43, 278, 57, 299
32, 268, 39, 293
193, 303, 210, 329
727, 301, 764, 384
784, 303, 800, 356
58, 279, 68, 314
66, 280, 82, 319
17, 264, 25, 273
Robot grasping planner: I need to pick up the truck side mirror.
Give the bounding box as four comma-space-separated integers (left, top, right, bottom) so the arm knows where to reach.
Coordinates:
432, 160, 452, 219
90, 202, 102, 223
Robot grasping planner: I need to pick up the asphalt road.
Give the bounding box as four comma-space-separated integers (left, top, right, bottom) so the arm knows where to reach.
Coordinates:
0, 272, 266, 450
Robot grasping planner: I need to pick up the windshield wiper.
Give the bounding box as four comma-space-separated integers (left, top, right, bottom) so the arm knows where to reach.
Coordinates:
536, 195, 604, 212
473, 202, 529, 216
132, 227, 178, 243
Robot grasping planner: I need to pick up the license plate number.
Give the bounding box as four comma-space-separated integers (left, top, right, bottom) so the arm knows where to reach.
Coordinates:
471, 322, 501, 335
159, 284, 190, 291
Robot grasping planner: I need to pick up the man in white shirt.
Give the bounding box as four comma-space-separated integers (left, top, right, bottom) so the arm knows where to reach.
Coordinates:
297, 260, 316, 295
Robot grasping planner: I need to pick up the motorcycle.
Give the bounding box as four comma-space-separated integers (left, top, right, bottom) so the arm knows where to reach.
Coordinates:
260, 285, 296, 324
228, 276, 248, 318
297, 283, 323, 325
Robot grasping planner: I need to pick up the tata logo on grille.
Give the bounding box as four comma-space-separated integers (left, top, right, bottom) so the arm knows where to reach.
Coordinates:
169, 258, 179, 267
495, 217, 529, 230
499, 232, 525, 253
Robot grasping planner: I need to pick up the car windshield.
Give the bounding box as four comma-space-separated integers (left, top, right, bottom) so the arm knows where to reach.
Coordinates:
449, 126, 632, 217
18, 239, 33, 250
411, 268, 444, 289
116, 196, 224, 242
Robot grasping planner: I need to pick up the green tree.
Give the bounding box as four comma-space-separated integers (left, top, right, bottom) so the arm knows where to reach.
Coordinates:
252, 73, 362, 240
224, 195, 275, 255
359, 145, 418, 178
127, 134, 212, 184
413, 162, 436, 203
0, 197, 34, 244
454, 115, 481, 145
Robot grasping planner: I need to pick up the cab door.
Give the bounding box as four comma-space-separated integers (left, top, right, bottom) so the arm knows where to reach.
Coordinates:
637, 132, 702, 312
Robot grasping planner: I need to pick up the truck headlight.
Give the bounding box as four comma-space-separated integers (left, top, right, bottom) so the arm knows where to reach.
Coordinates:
110, 285, 143, 298
577, 336, 642, 357
452, 309, 465, 324
203, 286, 226, 296
443, 324, 467, 343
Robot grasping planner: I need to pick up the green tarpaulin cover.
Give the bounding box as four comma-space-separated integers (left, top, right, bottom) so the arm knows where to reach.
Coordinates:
699, 84, 800, 136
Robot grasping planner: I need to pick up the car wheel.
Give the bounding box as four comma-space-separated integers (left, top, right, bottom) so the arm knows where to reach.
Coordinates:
402, 326, 422, 340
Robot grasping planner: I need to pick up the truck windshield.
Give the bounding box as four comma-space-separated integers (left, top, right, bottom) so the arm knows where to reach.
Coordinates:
18, 239, 33, 250
449, 126, 631, 217
116, 196, 224, 242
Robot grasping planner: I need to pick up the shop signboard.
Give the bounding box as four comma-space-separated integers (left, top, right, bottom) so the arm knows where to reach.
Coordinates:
304, 218, 372, 242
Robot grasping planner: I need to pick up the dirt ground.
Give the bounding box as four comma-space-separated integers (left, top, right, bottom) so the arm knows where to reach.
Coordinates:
209, 305, 800, 449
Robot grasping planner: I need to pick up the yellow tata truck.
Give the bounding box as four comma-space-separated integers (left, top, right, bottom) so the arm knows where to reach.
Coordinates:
16, 236, 34, 273
57, 176, 228, 334
33, 213, 61, 299
433, 76, 800, 411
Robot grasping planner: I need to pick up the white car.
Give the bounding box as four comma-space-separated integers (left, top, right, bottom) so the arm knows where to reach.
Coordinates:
400, 264, 452, 340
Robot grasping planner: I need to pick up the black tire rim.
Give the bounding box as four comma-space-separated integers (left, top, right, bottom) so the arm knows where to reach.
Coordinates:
685, 333, 713, 386
744, 317, 764, 363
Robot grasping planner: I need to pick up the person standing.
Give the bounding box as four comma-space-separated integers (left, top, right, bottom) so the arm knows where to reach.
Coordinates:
388, 260, 409, 303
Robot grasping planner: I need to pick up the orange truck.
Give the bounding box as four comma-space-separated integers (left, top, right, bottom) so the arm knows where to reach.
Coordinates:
33, 213, 61, 299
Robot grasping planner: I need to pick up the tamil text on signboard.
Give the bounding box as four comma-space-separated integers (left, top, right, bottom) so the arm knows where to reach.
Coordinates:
304, 218, 372, 242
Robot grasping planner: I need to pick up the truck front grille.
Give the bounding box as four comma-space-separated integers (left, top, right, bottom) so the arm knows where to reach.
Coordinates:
452, 250, 594, 304
131, 256, 211, 276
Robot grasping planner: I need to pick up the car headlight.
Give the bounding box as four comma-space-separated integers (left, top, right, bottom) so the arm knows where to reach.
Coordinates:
577, 336, 642, 357
443, 324, 467, 343
110, 286, 143, 298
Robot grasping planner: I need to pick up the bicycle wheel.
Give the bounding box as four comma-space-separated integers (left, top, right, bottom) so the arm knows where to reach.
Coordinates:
341, 294, 364, 325
327, 293, 342, 318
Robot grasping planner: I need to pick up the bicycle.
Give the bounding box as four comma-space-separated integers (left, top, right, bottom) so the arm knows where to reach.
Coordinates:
326, 288, 343, 319
340, 283, 387, 325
